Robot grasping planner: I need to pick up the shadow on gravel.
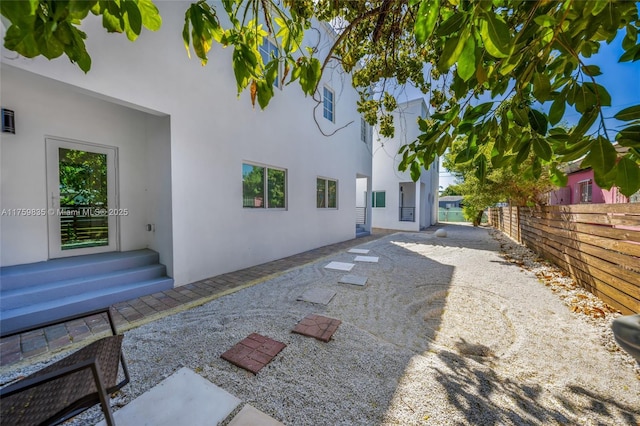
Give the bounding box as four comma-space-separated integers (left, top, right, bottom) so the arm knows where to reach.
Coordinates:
433, 349, 640, 425
435, 349, 572, 425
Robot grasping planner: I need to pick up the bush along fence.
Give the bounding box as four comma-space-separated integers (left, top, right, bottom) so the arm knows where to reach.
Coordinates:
488, 205, 640, 315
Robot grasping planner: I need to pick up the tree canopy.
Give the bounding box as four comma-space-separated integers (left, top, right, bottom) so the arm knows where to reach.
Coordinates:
443, 137, 554, 225
2, 0, 639, 195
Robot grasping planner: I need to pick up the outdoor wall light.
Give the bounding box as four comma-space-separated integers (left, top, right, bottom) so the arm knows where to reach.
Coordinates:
1, 108, 15, 134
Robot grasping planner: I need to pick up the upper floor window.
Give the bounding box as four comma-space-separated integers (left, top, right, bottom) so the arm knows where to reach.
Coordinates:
259, 39, 280, 88
360, 118, 367, 143
579, 180, 592, 203
323, 86, 335, 122
317, 178, 338, 208
243, 163, 287, 209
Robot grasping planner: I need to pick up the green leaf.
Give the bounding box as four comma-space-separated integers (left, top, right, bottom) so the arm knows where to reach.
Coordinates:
474, 155, 487, 183
549, 166, 568, 187
463, 102, 493, 121
437, 29, 469, 72
532, 72, 551, 102
549, 97, 566, 126
515, 139, 531, 164
414, 0, 439, 45
614, 157, 640, 197
616, 125, 640, 148
479, 12, 511, 58
532, 137, 553, 161
583, 82, 611, 107
533, 15, 557, 28
528, 109, 548, 135
410, 160, 421, 182
436, 12, 466, 37
614, 105, 640, 121
122, 0, 143, 41
0, 0, 38, 24
619, 44, 640, 62
138, 0, 162, 31
569, 107, 598, 143
582, 136, 617, 176
3, 24, 40, 58
581, 64, 602, 76
457, 36, 476, 81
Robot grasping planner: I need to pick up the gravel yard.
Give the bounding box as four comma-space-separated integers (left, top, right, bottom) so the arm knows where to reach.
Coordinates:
2, 224, 638, 425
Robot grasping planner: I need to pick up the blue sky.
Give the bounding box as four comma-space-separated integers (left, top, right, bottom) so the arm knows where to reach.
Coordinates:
574, 31, 640, 135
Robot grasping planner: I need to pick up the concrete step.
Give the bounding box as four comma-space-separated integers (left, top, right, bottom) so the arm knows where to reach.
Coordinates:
0, 249, 159, 291
1, 277, 174, 335
1, 264, 167, 310
0, 249, 173, 336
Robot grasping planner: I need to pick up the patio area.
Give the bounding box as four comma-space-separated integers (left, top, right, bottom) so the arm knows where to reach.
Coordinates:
1, 225, 638, 425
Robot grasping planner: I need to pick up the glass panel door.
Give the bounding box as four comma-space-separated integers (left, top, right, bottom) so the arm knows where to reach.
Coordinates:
47, 138, 118, 258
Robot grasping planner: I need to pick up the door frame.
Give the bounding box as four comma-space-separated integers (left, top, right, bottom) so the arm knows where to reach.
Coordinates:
46, 137, 120, 258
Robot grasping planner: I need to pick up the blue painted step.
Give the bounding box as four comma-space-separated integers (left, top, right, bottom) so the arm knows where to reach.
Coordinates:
1, 277, 174, 335
0, 249, 160, 291
0, 250, 173, 336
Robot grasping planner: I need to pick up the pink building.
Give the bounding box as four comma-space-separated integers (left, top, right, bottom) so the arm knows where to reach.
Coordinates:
547, 168, 631, 205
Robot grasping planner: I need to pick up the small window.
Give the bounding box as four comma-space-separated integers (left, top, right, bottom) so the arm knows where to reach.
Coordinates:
323, 87, 334, 122
372, 191, 386, 208
317, 177, 338, 208
243, 163, 286, 209
360, 118, 367, 143
259, 39, 280, 88
579, 180, 592, 204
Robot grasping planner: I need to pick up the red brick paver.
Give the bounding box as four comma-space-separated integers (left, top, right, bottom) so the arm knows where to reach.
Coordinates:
292, 314, 342, 342
221, 333, 286, 374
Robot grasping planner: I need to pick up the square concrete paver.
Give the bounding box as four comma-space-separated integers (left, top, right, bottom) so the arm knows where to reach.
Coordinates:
354, 255, 379, 263
228, 404, 285, 426
292, 314, 341, 342
221, 333, 286, 374
339, 274, 368, 286
324, 261, 355, 271
348, 248, 370, 254
95, 367, 240, 426
297, 288, 337, 305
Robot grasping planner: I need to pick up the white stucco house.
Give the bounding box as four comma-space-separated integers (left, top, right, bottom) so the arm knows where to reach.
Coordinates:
368, 98, 439, 231
0, 2, 374, 333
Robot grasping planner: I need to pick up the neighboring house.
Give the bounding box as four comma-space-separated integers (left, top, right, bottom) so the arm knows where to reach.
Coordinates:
547, 166, 636, 205
370, 98, 439, 231
0, 4, 373, 332
438, 196, 463, 209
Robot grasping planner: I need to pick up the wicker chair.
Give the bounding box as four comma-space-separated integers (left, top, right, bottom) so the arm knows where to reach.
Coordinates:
0, 308, 130, 426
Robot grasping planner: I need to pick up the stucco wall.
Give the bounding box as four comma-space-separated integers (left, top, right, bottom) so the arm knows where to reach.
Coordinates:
566, 170, 605, 204
371, 98, 437, 231
0, 2, 371, 285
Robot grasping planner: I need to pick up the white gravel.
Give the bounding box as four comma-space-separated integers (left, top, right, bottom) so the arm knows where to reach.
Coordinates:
2, 224, 639, 425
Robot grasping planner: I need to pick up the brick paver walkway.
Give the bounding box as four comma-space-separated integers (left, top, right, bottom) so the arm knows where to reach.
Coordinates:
0, 230, 394, 369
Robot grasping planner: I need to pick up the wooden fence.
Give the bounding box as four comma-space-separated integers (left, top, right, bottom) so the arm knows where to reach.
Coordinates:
488, 204, 640, 315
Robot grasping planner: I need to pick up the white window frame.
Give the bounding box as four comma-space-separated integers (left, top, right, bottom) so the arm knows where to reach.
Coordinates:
323, 86, 335, 122
259, 38, 281, 88
317, 177, 338, 209
578, 179, 592, 204
242, 162, 287, 210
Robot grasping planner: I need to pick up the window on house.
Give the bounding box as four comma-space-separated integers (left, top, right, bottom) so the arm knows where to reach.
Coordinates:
323, 87, 334, 122
259, 39, 280, 88
360, 118, 367, 143
243, 163, 287, 209
317, 178, 338, 208
579, 180, 592, 203
372, 191, 386, 208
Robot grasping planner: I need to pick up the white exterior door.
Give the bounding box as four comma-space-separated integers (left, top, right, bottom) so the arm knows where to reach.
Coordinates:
46, 138, 119, 258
